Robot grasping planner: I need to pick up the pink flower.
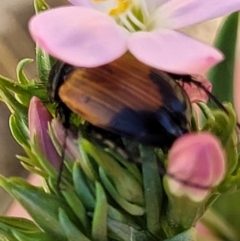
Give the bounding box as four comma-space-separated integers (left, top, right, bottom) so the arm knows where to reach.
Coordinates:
181, 75, 212, 103
165, 132, 226, 202
29, 0, 240, 74
28, 97, 62, 170
51, 119, 80, 161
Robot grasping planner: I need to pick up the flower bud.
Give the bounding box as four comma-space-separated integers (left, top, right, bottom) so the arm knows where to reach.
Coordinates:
163, 132, 226, 229
182, 75, 212, 103
51, 119, 79, 161
165, 132, 226, 202
28, 97, 61, 170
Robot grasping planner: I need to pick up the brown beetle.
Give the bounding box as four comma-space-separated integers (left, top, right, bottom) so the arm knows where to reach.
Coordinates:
48, 53, 192, 149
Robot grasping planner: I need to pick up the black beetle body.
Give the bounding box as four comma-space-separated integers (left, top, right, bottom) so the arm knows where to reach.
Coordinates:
48, 53, 192, 148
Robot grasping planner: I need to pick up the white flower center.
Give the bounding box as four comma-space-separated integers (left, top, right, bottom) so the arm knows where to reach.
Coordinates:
92, 0, 150, 32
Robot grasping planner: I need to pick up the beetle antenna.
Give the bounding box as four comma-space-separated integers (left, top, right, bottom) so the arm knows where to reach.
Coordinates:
55, 103, 71, 190
56, 127, 68, 190
169, 73, 240, 129
189, 78, 240, 129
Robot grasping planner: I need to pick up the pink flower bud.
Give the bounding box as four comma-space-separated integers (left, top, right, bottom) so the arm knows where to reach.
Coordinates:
28, 97, 62, 170
51, 119, 79, 161
181, 75, 212, 103
165, 132, 226, 202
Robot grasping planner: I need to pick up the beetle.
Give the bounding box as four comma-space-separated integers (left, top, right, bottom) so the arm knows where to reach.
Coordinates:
48, 53, 192, 149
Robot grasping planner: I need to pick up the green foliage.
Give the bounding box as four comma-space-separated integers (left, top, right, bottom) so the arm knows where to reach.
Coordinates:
208, 12, 239, 105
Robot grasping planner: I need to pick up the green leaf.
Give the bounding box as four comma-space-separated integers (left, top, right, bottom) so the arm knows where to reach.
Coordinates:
208, 12, 239, 105
72, 162, 96, 210
9, 114, 29, 147
0, 216, 38, 232
164, 228, 198, 241
16, 59, 33, 85
62, 189, 90, 232
92, 182, 108, 241
99, 168, 144, 216
59, 208, 91, 241
81, 139, 144, 206
107, 219, 157, 241
0, 82, 28, 115
141, 146, 163, 238
34, 0, 50, 13
12, 230, 53, 241
0, 176, 77, 240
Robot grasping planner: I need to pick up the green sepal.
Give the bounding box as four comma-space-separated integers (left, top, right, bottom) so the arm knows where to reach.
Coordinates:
0, 176, 77, 240
208, 12, 239, 105
59, 208, 91, 241
141, 146, 163, 238
163, 176, 206, 233
92, 182, 108, 241
81, 139, 144, 206
203, 103, 236, 146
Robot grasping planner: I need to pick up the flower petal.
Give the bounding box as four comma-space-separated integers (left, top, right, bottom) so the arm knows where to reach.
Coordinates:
68, 0, 116, 13
29, 6, 129, 67
128, 29, 223, 74
166, 132, 226, 202
158, 0, 240, 29
181, 75, 212, 103
68, 0, 93, 7
144, 0, 167, 13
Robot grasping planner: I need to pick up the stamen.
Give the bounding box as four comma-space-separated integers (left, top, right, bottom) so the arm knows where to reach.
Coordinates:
126, 11, 145, 30
118, 14, 135, 32
109, 0, 132, 16
139, 0, 149, 20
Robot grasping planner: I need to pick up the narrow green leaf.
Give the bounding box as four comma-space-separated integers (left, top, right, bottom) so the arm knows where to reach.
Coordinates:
34, 0, 49, 13
81, 139, 144, 205
141, 146, 163, 238
12, 230, 53, 241
0, 229, 18, 241
16, 59, 33, 85
0, 216, 38, 232
59, 208, 91, 241
72, 162, 96, 210
99, 168, 145, 216
105, 148, 142, 183
62, 189, 90, 232
0, 84, 28, 115
107, 219, 157, 241
164, 228, 198, 241
0, 176, 76, 240
92, 182, 107, 241
9, 114, 29, 147
208, 12, 239, 104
